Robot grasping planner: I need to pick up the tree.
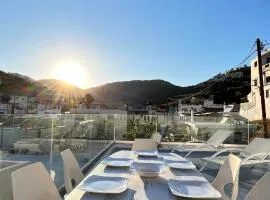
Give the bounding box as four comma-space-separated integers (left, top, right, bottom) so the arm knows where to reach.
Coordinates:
83, 93, 94, 109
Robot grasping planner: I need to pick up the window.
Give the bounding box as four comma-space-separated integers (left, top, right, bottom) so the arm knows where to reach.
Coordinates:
267, 57, 270, 63
254, 61, 257, 67
266, 76, 270, 83
254, 79, 258, 86
266, 90, 269, 98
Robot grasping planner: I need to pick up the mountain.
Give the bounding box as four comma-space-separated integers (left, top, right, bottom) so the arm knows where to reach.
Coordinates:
37, 79, 85, 96
89, 80, 184, 108
0, 70, 45, 96
36, 79, 86, 104
0, 70, 85, 104
0, 66, 251, 108
88, 66, 251, 107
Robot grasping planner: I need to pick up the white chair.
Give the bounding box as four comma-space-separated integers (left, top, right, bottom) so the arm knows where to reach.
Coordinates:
11, 162, 62, 200
200, 137, 270, 171
131, 139, 157, 151
61, 149, 84, 194
174, 129, 233, 158
243, 172, 270, 200
211, 154, 241, 200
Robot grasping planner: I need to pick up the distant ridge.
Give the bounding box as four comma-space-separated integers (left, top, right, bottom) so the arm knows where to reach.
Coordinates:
0, 66, 251, 107
88, 66, 251, 107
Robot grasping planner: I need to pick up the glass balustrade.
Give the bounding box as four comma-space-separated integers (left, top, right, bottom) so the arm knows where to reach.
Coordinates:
0, 113, 255, 199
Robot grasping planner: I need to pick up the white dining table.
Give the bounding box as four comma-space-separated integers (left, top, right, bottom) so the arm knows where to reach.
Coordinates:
65, 150, 220, 200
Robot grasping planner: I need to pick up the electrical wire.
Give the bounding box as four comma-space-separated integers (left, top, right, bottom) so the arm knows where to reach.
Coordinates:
172, 42, 258, 102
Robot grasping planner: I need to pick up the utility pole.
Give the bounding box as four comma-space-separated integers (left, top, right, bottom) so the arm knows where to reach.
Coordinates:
256, 38, 268, 138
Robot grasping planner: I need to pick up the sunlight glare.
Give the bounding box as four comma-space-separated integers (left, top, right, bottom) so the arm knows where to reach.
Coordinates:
54, 61, 87, 88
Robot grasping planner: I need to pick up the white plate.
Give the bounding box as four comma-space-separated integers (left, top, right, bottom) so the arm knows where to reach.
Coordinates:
106, 159, 133, 167
79, 175, 128, 194
109, 150, 134, 159
167, 161, 196, 170
136, 151, 158, 157
168, 179, 222, 199
133, 161, 164, 177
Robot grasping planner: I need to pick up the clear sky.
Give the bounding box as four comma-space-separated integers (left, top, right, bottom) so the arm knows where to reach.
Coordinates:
0, 0, 270, 88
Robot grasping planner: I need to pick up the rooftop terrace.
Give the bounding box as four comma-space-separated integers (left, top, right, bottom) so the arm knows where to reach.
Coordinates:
0, 113, 265, 200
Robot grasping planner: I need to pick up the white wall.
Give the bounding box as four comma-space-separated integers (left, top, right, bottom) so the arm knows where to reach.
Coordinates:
240, 50, 270, 121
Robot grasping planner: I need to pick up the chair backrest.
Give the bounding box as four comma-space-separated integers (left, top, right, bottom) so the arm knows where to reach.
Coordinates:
244, 172, 270, 200
131, 139, 157, 151
11, 162, 62, 200
240, 138, 270, 158
61, 149, 84, 194
211, 154, 241, 200
206, 129, 233, 146
151, 132, 162, 144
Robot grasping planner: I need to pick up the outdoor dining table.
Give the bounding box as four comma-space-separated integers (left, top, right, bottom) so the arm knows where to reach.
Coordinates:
65, 150, 220, 200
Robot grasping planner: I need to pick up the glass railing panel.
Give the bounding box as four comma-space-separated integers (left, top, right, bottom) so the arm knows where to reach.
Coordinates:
0, 114, 54, 200
49, 114, 115, 187
113, 114, 127, 140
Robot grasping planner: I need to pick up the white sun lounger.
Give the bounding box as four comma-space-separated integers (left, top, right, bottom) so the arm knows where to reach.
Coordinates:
173, 129, 233, 158
200, 137, 270, 171
243, 172, 270, 200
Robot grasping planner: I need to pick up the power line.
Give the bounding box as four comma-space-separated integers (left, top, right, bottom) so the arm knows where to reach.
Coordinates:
233, 50, 256, 70
174, 42, 258, 102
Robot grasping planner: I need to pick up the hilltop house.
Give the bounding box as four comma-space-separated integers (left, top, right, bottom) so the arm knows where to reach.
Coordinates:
240, 49, 270, 121
177, 99, 225, 114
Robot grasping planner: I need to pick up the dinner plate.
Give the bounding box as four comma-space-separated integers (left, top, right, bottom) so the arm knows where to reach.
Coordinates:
79, 175, 128, 194
109, 150, 134, 159
168, 179, 222, 199
105, 158, 133, 167
167, 161, 196, 170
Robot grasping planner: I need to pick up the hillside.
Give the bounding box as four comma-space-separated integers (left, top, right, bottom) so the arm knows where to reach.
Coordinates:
36, 79, 86, 104
88, 66, 251, 107
0, 70, 45, 96
37, 79, 85, 96
89, 80, 184, 108
0, 66, 251, 108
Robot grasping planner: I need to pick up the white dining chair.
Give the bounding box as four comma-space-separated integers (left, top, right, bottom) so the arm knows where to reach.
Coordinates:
61, 148, 84, 194
243, 172, 270, 200
211, 154, 241, 200
131, 138, 158, 151
11, 162, 62, 200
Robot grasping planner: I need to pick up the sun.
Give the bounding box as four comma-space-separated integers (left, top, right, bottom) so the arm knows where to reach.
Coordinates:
54, 61, 87, 88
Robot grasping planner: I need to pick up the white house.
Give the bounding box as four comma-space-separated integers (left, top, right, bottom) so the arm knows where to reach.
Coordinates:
203, 99, 224, 110
178, 100, 203, 114
240, 49, 270, 121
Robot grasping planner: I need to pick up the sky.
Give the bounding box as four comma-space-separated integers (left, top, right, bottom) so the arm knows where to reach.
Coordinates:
0, 0, 270, 89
